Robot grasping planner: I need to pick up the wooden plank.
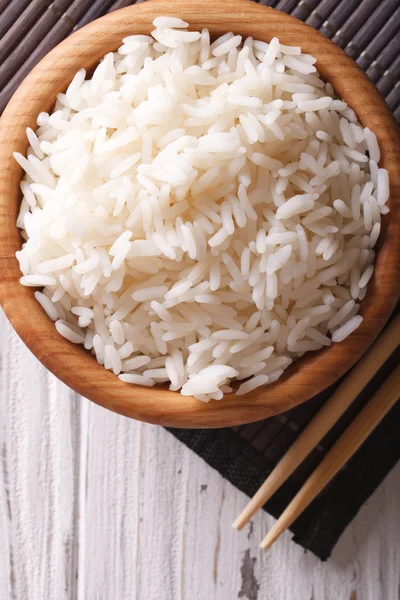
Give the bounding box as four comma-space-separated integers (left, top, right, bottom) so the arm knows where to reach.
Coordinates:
0, 310, 78, 600
348, 464, 400, 600
77, 407, 257, 599
76, 402, 143, 598
0, 315, 12, 600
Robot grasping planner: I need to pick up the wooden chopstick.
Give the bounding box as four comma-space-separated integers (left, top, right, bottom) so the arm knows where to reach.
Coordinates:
233, 313, 400, 531
260, 364, 400, 550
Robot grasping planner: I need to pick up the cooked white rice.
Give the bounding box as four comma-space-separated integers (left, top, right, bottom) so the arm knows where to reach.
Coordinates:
15, 17, 390, 401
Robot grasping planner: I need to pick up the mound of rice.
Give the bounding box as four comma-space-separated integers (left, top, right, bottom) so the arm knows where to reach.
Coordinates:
15, 16, 389, 401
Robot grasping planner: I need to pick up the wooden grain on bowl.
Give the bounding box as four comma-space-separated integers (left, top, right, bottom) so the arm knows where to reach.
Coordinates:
0, 0, 399, 428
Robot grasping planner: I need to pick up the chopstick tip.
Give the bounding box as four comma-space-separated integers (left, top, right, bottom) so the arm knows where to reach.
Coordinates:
232, 516, 244, 530
259, 532, 275, 551
260, 523, 285, 550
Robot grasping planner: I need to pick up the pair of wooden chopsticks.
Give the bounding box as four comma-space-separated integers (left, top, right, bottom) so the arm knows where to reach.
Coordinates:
233, 313, 400, 550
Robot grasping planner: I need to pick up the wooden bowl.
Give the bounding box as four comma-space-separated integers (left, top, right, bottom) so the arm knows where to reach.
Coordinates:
0, 0, 399, 428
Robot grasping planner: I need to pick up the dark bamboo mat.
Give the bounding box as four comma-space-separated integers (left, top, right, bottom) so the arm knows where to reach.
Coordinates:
1, 0, 399, 560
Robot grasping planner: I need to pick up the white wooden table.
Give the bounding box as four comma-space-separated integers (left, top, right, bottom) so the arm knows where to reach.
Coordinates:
1, 308, 399, 600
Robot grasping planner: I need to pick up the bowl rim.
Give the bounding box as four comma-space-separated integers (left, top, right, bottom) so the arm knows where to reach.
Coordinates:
0, 0, 399, 428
